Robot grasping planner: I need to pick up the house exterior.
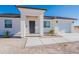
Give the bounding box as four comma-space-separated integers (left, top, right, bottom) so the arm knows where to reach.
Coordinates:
0, 6, 77, 38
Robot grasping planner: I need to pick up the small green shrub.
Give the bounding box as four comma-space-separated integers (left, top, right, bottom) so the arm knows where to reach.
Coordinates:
3, 31, 9, 38
48, 29, 55, 35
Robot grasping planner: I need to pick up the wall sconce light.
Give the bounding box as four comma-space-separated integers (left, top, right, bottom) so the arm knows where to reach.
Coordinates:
72, 21, 74, 23
26, 25, 27, 27
56, 21, 58, 23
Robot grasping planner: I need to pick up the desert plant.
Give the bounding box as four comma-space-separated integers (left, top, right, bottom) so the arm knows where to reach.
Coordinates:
48, 29, 55, 36
3, 31, 10, 38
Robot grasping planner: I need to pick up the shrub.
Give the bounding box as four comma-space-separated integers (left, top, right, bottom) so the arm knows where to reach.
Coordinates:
3, 31, 9, 38
48, 29, 55, 36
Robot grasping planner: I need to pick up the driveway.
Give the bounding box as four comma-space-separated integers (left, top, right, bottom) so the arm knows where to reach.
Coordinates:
0, 33, 79, 48
26, 33, 79, 47
26, 36, 68, 47
59, 33, 79, 41
0, 33, 79, 53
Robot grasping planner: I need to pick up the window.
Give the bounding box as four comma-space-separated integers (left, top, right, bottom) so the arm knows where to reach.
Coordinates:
5, 20, 12, 28
44, 21, 50, 28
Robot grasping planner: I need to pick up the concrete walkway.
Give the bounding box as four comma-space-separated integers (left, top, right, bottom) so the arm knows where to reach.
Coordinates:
26, 33, 79, 47
25, 36, 68, 47
60, 33, 79, 41
0, 33, 78, 48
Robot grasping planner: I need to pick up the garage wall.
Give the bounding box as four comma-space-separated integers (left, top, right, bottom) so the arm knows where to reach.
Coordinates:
0, 17, 20, 36
56, 19, 73, 33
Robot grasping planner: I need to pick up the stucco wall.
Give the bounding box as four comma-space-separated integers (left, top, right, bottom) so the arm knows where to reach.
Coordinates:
43, 19, 74, 33
56, 19, 73, 33
44, 19, 54, 33
0, 17, 20, 36
0, 16, 74, 37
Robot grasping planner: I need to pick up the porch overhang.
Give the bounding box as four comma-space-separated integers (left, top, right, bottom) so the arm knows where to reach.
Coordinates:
17, 6, 46, 16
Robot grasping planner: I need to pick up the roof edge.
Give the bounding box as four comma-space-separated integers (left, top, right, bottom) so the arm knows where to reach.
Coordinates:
16, 6, 47, 11
44, 16, 77, 20
0, 13, 77, 20
0, 14, 20, 18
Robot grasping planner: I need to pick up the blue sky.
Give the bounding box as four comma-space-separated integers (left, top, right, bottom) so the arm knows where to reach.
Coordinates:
0, 5, 79, 26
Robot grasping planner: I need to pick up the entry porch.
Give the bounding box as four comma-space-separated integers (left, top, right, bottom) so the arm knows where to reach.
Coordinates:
17, 7, 46, 38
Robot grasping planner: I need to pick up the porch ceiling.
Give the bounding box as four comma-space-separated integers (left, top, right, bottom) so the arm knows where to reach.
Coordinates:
26, 16, 38, 20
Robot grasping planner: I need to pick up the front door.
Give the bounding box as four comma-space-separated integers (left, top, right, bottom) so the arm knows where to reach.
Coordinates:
29, 21, 35, 33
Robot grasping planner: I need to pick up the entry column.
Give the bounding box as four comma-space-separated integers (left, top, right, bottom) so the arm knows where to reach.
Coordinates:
39, 14, 44, 36
20, 14, 27, 38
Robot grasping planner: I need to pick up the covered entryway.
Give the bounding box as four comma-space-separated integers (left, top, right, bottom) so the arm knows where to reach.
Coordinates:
26, 16, 42, 36
17, 6, 46, 38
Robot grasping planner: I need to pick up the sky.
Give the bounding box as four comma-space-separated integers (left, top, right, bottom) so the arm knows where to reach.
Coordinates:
0, 5, 79, 26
